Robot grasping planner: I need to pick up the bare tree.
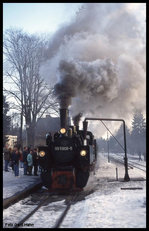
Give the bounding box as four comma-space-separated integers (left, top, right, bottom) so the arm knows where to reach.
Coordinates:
3, 28, 59, 147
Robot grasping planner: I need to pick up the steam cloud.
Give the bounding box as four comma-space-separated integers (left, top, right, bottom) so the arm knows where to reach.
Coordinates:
54, 58, 118, 109
40, 3, 146, 130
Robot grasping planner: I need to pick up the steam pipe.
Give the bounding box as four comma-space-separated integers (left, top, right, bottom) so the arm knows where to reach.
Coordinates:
83, 121, 88, 139
73, 113, 82, 132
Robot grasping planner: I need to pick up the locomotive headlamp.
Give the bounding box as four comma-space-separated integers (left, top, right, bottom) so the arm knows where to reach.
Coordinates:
39, 151, 45, 157
60, 128, 66, 134
80, 150, 87, 156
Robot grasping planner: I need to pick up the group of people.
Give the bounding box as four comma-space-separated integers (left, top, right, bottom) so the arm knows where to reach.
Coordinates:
3, 144, 39, 177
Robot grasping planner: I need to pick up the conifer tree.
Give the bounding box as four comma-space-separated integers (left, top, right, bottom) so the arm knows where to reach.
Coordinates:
131, 110, 146, 155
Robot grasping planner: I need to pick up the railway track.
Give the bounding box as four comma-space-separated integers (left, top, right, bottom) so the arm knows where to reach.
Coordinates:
52, 192, 82, 228
128, 159, 146, 168
4, 154, 146, 228
4, 188, 93, 229
13, 193, 52, 228
109, 154, 146, 173
127, 162, 146, 172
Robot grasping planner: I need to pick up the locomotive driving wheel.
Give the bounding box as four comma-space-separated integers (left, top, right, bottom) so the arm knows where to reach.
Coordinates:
75, 170, 89, 188
41, 170, 52, 188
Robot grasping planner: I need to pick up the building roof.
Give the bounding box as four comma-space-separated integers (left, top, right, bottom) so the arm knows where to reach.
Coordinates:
35, 116, 60, 135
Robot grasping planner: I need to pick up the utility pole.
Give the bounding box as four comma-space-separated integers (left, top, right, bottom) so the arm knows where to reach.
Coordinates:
123, 121, 130, 181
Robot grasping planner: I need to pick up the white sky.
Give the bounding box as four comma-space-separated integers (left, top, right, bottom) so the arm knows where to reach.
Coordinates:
3, 3, 83, 34
3, 3, 145, 35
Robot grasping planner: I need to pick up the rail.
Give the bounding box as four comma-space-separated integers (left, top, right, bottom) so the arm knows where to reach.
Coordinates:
53, 193, 80, 228
14, 194, 51, 229
108, 154, 146, 173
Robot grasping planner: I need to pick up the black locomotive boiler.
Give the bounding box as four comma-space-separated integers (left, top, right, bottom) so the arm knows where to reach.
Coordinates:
38, 108, 97, 190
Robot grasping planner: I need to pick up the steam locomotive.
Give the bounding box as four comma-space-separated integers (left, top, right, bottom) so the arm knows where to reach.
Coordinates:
38, 109, 97, 190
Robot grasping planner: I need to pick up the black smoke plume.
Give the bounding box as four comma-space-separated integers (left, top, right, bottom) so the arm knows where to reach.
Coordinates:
40, 3, 146, 130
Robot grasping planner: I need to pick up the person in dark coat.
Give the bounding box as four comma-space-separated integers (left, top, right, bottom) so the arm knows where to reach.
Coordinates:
10, 147, 17, 171
19, 150, 24, 168
8, 148, 13, 169
12, 149, 21, 177
22, 146, 28, 175
3, 144, 11, 172
32, 148, 39, 176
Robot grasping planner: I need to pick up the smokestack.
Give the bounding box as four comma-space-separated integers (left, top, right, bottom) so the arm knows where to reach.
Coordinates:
73, 113, 82, 131
60, 108, 69, 129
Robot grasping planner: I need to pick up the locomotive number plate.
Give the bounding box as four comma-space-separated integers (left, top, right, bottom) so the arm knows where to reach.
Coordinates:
54, 146, 73, 151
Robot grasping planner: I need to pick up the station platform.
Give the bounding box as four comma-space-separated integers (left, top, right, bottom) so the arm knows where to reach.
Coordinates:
3, 165, 41, 200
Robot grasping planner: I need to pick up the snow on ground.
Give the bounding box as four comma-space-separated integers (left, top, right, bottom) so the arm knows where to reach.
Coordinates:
3, 163, 40, 199
99, 152, 146, 179
60, 153, 146, 228
3, 153, 146, 228
61, 183, 146, 228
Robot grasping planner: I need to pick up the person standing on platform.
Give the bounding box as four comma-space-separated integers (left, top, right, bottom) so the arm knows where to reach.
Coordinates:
32, 148, 39, 176
12, 149, 21, 177
19, 150, 24, 168
22, 147, 28, 175
10, 146, 18, 171
3, 144, 11, 172
27, 149, 33, 175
